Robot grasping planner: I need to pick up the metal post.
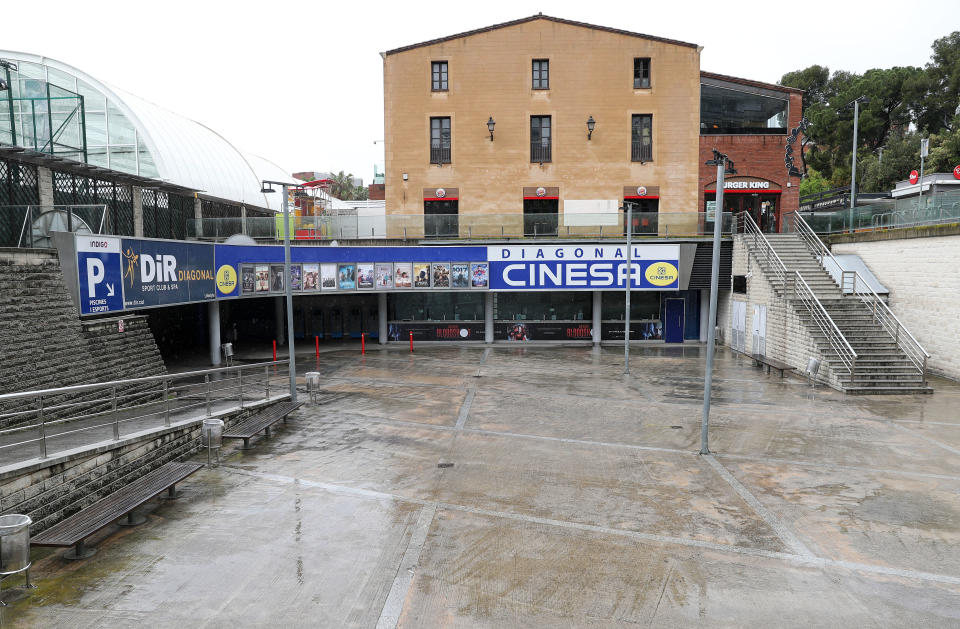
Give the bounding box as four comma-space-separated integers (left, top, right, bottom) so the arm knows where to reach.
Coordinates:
918, 138, 927, 207
238, 367, 243, 408
163, 379, 170, 427
205, 374, 211, 416
38, 395, 46, 459
282, 185, 298, 403
265, 365, 270, 400
701, 154, 728, 455
112, 386, 119, 440
849, 99, 860, 230
624, 202, 632, 375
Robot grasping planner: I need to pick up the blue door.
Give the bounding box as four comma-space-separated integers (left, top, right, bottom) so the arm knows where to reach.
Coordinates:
664, 298, 684, 343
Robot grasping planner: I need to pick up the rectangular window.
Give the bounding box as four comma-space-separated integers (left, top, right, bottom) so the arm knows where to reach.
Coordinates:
633, 58, 651, 89
431, 61, 448, 91
700, 84, 788, 134
530, 116, 551, 163
532, 59, 549, 90
631, 114, 652, 162
430, 117, 451, 164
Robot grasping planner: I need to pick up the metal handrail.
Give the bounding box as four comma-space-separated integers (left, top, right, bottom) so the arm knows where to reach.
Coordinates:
789, 211, 928, 381
741, 212, 857, 377
0, 360, 290, 464
788, 271, 858, 376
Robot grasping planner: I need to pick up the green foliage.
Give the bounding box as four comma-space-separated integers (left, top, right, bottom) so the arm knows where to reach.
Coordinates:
927, 123, 960, 173
329, 170, 365, 200
799, 168, 830, 197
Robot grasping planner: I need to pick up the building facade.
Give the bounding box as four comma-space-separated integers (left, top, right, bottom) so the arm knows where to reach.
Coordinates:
382, 15, 703, 238
698, 72, 804, 232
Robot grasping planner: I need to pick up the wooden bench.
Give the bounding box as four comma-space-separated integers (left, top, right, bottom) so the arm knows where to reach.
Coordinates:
222, 401, 303, 449
31, 461, 203, 559
752, 354, 795, 378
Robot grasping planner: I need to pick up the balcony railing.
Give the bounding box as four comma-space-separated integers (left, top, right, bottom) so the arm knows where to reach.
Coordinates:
530, 142, 552, 163
631, 140, 652, 162
186, 211, 735, 242
430, 144, 451, 164
787, 191, 960, 235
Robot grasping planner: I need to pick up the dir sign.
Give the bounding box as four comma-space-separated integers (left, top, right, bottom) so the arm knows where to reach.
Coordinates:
120, 239, 216, 308
77, 236, 124, 315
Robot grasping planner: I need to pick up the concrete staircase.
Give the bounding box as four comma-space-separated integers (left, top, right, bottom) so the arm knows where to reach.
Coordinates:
753, 233, 931, 394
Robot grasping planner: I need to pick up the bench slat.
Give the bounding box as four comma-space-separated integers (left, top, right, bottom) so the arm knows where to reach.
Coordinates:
32, 462, 203, 547
223, 402, 303, 439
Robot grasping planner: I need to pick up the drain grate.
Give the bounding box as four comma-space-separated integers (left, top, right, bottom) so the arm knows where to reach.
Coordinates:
437, 462, 454, 469
670, 426, 683, 429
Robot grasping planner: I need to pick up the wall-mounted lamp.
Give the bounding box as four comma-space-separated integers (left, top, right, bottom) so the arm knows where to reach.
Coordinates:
586, 115, 596, 140
487, 116, 496, 141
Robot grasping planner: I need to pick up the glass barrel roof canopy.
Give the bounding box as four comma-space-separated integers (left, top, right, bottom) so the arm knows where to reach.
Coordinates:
0, 51, 289, 211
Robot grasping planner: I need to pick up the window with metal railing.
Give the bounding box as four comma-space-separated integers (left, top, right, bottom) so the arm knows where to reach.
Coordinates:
530, 116, 551, 163
430, 117, 451, 164
631, 114, 652, 162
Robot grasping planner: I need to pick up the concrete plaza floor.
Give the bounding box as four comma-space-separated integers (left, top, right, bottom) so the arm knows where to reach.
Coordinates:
4, 344, 960, 628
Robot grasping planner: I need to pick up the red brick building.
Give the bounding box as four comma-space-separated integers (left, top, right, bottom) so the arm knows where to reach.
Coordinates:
699, 72, 804, 232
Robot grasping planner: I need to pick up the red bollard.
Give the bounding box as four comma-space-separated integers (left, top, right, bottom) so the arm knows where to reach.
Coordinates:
361, 333, 365, 355
409, 331, 414, 353
272, 340, 277, 362
315, 335, 319, 358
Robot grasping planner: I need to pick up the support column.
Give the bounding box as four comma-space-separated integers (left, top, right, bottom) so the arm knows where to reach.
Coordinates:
241, 205, 248, 235
194, 196, 203, 238
700, 289, 710, 342
378, 292, 388, 344
592, 291, 602, 346
133, 186, 144, 237
484, 292, 494, 344
37, 166, 54, 207
208, 301, 221, 366
275, 296, 285, 345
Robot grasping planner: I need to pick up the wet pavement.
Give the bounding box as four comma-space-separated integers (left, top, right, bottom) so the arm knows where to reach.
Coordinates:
4, 345, 960, 627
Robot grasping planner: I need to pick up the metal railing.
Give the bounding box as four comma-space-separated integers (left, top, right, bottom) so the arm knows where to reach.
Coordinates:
429, 144, 451, 165
788, 211, 928, 380
791, 191, 960, 235
530, 142, 552, 163
1, 204, 107, 248
741, 211, 857, 377
631, 140, 652, 163
0, 360, 290, 466
186, 211, 736, 243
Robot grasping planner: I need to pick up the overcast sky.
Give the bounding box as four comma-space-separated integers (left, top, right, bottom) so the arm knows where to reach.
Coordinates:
4, 0, 955, 183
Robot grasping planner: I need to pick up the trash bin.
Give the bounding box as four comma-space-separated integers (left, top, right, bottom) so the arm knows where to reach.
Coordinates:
221, 343, 234, 366
305, 372, 321, 403
0, 514, 32, 580
201, 418, 224, 448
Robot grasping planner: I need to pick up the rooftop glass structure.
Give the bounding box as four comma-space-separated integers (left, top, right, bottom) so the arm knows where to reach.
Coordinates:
0, 51, 289, 211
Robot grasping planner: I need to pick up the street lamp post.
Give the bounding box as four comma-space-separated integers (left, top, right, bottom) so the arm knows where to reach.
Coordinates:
262, 179, 301, 402
624, 200, 632, 375
848, 95, 870, 230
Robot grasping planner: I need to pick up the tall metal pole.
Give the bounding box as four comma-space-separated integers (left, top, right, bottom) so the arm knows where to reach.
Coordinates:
624, 202, 632, 375
701, 155, 727, 455
849, 99, 860, 231
282, 184, 297, 402
918, 138, 928, 207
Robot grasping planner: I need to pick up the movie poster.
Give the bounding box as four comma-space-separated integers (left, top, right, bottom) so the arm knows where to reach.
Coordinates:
289, 264, 303, 291
432, 263, 450, 288
255, 265, 270, 292
320, 264, 337, 290
357, 263, 374, 289
376, 263, 393, 289
270, 265, 285, 292
241, 264, 256, 294
338, 263, 356, 290
451, 263, 469, 288
395, 263, 412, 288
471, 262, 489, 288
413, 263, 430, 288
302, 263, 319, 290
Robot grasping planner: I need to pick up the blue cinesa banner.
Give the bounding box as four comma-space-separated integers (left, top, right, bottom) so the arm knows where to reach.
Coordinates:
487, 245, 679, 290
120, 239, 216, 308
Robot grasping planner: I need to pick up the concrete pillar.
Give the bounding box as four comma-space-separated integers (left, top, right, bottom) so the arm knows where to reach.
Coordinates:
194, 196, 203, 238
208, 300, 221, 366
133, 186, 144, 237
37, 166, 54, 208
592, 291, 602, 346
275, 296, 285, 345
700, 289, 710, 342
241, 205, 248, 235
378, 292, 388, 344
484, 292, 494, 344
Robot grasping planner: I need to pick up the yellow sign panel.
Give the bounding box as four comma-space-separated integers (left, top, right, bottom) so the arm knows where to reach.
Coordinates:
644, 262, 679, 287
216, 265, 237, 295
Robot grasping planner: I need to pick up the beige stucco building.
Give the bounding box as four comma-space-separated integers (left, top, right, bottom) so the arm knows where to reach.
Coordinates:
382, 14, 702, 238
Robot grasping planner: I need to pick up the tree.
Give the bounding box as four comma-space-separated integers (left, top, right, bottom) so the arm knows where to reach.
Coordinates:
780, 65, 830, 174
799, 168, 830, 197
329, 171, 357, 200
858, 130, 921, 193
913, 32, 960, 133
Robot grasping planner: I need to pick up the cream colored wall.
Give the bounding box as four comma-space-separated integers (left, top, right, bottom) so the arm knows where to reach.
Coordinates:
383, 20, 701, 225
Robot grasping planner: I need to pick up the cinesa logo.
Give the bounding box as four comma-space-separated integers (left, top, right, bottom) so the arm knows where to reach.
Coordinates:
644, 262, 679, 287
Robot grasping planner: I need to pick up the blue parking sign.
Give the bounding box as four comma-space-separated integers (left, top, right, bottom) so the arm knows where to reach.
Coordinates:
77, 235, 124, 315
